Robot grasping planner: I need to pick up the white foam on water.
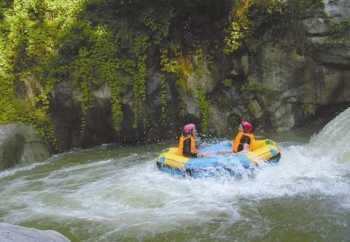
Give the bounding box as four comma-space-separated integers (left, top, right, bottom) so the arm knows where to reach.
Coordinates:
0, 107, 350, 239
309, 107, 350, 162
0, 161, 50, 179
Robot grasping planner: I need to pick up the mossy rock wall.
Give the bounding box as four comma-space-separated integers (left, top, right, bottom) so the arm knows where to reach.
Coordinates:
0, 0, 349, 151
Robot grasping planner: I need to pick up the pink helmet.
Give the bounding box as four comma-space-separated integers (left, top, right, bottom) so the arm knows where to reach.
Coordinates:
183, 123, 196, 135
241, 120, 253, 133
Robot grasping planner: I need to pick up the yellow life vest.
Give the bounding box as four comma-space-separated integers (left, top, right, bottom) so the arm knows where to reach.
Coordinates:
178, 135, 197, 157
232, 131, 256, 153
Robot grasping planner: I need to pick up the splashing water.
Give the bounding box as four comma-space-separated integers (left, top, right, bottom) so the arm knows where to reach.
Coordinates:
0, 109, 350, 241
309, 107, 350, 162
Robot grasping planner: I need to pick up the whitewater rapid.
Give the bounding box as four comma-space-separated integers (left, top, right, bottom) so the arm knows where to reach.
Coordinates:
0, 108, 349, 241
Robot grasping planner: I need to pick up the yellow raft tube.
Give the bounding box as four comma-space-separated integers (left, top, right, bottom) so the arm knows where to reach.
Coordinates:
156, 139, 281, 177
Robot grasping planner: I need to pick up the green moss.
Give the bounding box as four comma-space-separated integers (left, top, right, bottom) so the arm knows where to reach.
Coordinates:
160, 46, 195, 94
107, 66, 123, 131
1, 0, 326, 146
0, 0, 175, 146
303, 103, 316, 116
325, 19, 350, 44
165, 48, 213, 95
223, 0, 323, 55
0, 0, 72, 149
241, 79, 274, 94
160, 47, 182, 74
143, 10, 171, 44
160, 47, 212, 132
159, 75, 169, 126
131, 35, 150, 128
196, 89, 209, 133
223, 78, 233, 87
224, 0, 253, 54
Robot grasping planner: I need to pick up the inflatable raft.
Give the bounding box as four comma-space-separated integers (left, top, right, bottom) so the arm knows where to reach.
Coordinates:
156, 139, 281, 178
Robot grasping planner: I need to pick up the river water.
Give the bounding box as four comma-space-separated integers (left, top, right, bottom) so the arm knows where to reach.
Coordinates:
1, 108, 350, 242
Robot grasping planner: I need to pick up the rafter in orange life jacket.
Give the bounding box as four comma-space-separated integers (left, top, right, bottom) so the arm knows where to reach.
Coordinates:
232, 131, 256, 153
178, 134, 198, 157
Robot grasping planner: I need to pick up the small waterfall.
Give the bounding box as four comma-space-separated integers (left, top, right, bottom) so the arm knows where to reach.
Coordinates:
309, 107, 350, 162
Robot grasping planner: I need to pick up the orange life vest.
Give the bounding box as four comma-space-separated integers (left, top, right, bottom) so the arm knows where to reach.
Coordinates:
232, 131, 256, 153
178, 135, 198, 157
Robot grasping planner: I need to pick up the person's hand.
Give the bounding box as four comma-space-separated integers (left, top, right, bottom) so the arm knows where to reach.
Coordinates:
243, 144, 250, 152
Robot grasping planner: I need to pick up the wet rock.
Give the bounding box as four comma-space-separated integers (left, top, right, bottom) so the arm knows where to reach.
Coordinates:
250, 44, 305, 130
208, 104, 229, 136
0, 123, 50, 170
303, 67, 350, 105
258, 44, 305, 91
50, 82, 82, 151
248, 100, 263, 119
186, 53, 217, 94
324, 0, 350, 21
51, 81, 116, 150
92, 83, 111, 100
182, 94, 200, 118
303, 18, 330, 36
0, 223, 70, 242
313, 44, 350, 67
33, 0, 350, 144
270, 103, 296, 132
304, 0, 350, 66
81, 98, 115, 148
241, 55, 249, 76
147, 71, 162, 96
83, 84, 115, 148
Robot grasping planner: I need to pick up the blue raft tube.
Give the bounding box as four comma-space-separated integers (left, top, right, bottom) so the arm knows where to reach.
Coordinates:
156, 139, 281, 178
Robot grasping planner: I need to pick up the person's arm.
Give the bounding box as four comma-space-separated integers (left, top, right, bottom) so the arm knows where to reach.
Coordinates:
242, 143, 250, 152
191, 136, 198, 157
238, 135, 251, 153
232, 132, 241, 153
177, 136, 184, 155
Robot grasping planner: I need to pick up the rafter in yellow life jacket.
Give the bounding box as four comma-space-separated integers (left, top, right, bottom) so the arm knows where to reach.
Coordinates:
178, 135, 198, 157
232, 131, 256, 153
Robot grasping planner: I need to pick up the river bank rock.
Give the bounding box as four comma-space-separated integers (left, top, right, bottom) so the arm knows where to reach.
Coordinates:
0, 123, 50, 170
0, 223, 70, 242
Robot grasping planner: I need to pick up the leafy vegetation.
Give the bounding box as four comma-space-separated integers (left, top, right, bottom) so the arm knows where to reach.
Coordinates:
0, 0, 333, 147
224, 0, 324, 54
0, 0, 86, 147
0, 0, 170, 145
196, 89, 209, 133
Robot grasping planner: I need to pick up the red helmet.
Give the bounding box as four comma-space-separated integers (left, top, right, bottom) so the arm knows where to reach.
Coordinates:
183, 123, 196, 135
241, 121, 253, 133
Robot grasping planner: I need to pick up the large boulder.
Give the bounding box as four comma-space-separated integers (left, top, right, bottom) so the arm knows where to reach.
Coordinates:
302, 0, 350, 66
249, 39, 350, 131
250, 44, 305, 131
324, 0, 350, 21
0, 223, 70, 242
0, 123, 50, 170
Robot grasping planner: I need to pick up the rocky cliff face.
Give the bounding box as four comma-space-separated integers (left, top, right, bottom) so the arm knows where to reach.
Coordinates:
48, 0, 350, 150
1, 0, 349, 152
